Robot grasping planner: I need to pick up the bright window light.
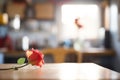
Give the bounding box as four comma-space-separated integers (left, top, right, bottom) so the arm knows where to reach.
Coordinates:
61, 4, 100, 40
13, 15, 20, 30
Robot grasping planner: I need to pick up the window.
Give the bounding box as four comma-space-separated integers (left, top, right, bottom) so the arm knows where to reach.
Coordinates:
61, 4, 101, 40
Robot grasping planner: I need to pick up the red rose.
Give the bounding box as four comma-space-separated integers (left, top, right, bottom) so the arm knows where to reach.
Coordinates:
26, 48, 44, 67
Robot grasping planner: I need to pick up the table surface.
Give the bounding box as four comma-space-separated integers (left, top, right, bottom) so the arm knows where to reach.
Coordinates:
0, 63, 119, 80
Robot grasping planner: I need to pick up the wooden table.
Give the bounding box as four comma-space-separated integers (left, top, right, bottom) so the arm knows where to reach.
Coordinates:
81, 48, 115, 56
0, 63, 120, 80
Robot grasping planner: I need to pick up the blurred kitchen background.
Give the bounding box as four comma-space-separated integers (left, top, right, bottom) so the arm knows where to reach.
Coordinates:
0, 0, 120, 72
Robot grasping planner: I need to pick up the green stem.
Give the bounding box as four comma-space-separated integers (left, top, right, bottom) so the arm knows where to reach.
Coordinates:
0, 63, 29, 70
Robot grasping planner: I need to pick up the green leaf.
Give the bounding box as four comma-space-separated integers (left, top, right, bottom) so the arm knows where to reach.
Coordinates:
17, 58, 26, 64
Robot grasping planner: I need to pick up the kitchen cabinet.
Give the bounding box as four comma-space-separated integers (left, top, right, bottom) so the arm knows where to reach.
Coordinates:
34, 2, 54, 20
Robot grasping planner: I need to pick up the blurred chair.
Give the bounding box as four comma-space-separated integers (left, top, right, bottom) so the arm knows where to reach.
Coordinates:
64, 52, 78, 62
64, 48, 82, 63
41, 48, 82, 63
44, 53, 54, 63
